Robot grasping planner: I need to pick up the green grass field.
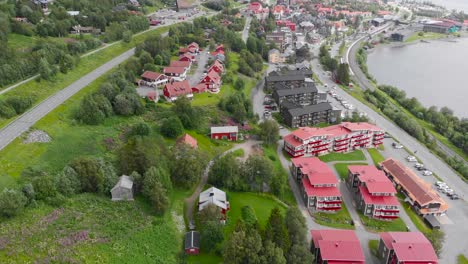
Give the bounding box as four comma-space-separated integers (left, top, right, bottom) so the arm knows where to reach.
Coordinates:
359, 213, 407, 232
369, 239, 379, 258
0, 193, 183, 263
404, 32, 446, 43
334, 162, 368, 180
397, 195, 432, 234
318, 150, 366, 162
313, 201, 355, 229
367, 148, 385, 166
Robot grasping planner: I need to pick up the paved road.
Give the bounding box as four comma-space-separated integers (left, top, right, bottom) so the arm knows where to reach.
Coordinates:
241, 16, 252, 43
187, 49, 209, 87
0, 12, 214, 151
312, 53, 468, 263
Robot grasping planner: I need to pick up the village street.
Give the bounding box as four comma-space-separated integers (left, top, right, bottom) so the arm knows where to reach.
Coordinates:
187, 49, 210, 87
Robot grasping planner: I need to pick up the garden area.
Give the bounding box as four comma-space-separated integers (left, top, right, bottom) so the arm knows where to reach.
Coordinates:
367, 148, 385, 166
318, 150, 366, 162
359, 213, 407, 232
313, 202, 355, 229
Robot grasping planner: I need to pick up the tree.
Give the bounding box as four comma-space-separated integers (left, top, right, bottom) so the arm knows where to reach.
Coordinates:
0, 188, 27, 217
59, 54, 76, 74
264, 207, 290, 254
234, 78, 245, 90
139, 50, 153, 66
261, 240, 286, 264
426, 229, 445, 257
144, 166, 172, 192
241, 205, 258, 228
200, 220, 224, 252
39, 58, 54, 80
284, 207, 307, 246
287, 244, 313, 264
243, 155, 275, 192
171, 144, 207, 188
172, 96, 199, 129
77, 94, 105, 125
129, 121, 151, 137
337, 63, 350, 84
208, 153, 245, 191
161, 116, 184, 138
56, 166, 82, 196
224, 228, 263, 264
117, 136, 166, 175
31, 174, 58, 200
70, 157, 105, 193
258, 120, 279, 145
143, 181, 169, 214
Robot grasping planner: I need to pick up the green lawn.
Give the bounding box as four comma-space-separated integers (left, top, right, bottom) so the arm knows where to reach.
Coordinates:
319, 150, 366, 162
369, 239, 379, 258
188, 253, 223, 264
7, 33, 39, 51
404, 32, 446, 43
398, 196, 432, 234
367, 148, 385, 166
0, 193, 183, 263
225, 192, 288, 235
334, 162, 368, 180
359, 213, 407, 232
458, 255, 468, 264
313, 201, 355, 229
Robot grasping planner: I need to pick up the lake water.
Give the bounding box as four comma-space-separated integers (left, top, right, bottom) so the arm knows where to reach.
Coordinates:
367, 38, 468, 118
428, 0, 468, 13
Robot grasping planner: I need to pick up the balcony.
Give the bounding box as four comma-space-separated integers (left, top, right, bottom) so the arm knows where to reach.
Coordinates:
313, 142, 330, 148
354, 136, 370, 142
335, 137, 349, 142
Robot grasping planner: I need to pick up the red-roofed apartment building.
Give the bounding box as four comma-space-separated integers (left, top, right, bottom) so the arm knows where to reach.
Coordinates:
283, 122, 384, 157
380, 158, 448, 216
378, 232, 438, 264
291, 157, 341, 211
163, 80, 193, 102
347, 165, 400, 220
310, 229, 365, 264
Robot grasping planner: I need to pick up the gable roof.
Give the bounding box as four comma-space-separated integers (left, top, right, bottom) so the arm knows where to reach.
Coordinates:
141, 71, 164, 81
292, 157, 339, 188
348, 165, 396, 194
163, 66, 186, 75
380, 158, 447, 209
204, 70, 221, 84
185, 231, 200, 250
211, 126, 238, 134
170, 61, 191, 68
177, 133, 198, 148
199, 187, 228, 210
111, 175, 133, 191
209, 60, 225, 72
164, 80, 191, 97
311, 229, 364, 263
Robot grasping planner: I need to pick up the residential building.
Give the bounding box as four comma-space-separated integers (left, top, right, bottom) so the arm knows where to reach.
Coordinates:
198, 187, 230, 221
268, 49, 286, 64
163, 80, 192, 102
111, 175, 134, 201
281, 101, 340, 128
208, 60, 225, 74
70, 25, 101, 34
266, 32, 287, 50
380, 158, 448, 216
371, 18, 385, 27
210, 126, 238, 141
199, 70, 222, 93
184, 231, 200, 255
347, 165, 400, 220
378, 232, 438, 264
283, 122, 385, 157
265, 70, 306, 90
310, 229, 365, 264
176, 0, 195, 12
169, 60, 191, 70
140, 71, 168, 87
179, 53, 195, 63
163, 66, 187, 81
176, 133, 198, 149
291, 157, 342, 211
423, 20, 460, 33
272, 82, 319, 106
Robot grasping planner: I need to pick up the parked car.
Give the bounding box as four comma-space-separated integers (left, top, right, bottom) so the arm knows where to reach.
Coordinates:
383, 133, 391, 138
449, 194, 460, 200
406, 156, 417, 162
417, 166, 426, 171
392, 142, 404, 149
422, 170, 433, 176
414, 163, 424, 168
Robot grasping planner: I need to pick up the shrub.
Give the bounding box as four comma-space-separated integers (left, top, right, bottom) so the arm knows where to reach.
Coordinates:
0, 188, 27, 217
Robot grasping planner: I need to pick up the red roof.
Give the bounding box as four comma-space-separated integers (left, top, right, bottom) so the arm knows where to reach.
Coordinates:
248, 2, 262, 11
378, 10, 392, 15
292, 157, 337, 183
302, 178, 340, 197
163, 66, 186, 75
187, 42, 199, 49
141, 71, 164, 81
192, 83, 207, 93
393, 243, 438, 263
164, 80, 191, 97
359, 186, 399, 206
348, 165, 396, 194
169, 61, 191, 68
179, 53, 194, 61
286, 122, 382, 142
311, 229, 364, 263
464, 20, 468, 26
203, 70, 221, 85
209, 60, 225, 73
177, 133, 198, 148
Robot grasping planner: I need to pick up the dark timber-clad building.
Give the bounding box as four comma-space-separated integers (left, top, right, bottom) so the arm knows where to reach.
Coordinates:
281, 101, 340, 128
272, 82, 319, 106
265, 70, 308, 90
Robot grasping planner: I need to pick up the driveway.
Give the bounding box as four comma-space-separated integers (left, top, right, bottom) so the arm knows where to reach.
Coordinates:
241, 16, 252, 43
187, 49, 210, 87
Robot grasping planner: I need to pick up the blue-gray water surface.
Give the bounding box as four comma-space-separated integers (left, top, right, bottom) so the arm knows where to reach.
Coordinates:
366, 38, 468, 118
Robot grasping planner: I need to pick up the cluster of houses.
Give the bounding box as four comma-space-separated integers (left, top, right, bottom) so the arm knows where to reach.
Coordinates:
136, 42, 226, 102
311, 229, 438, 264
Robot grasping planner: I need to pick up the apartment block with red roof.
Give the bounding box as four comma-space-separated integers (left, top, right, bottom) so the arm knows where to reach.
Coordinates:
283, 122, 384, 157
310, 229, 365, 264
378, 232, 438, 264
291, 157, 341, 211
347, 165, 400, 220
380, 158, 448, 216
